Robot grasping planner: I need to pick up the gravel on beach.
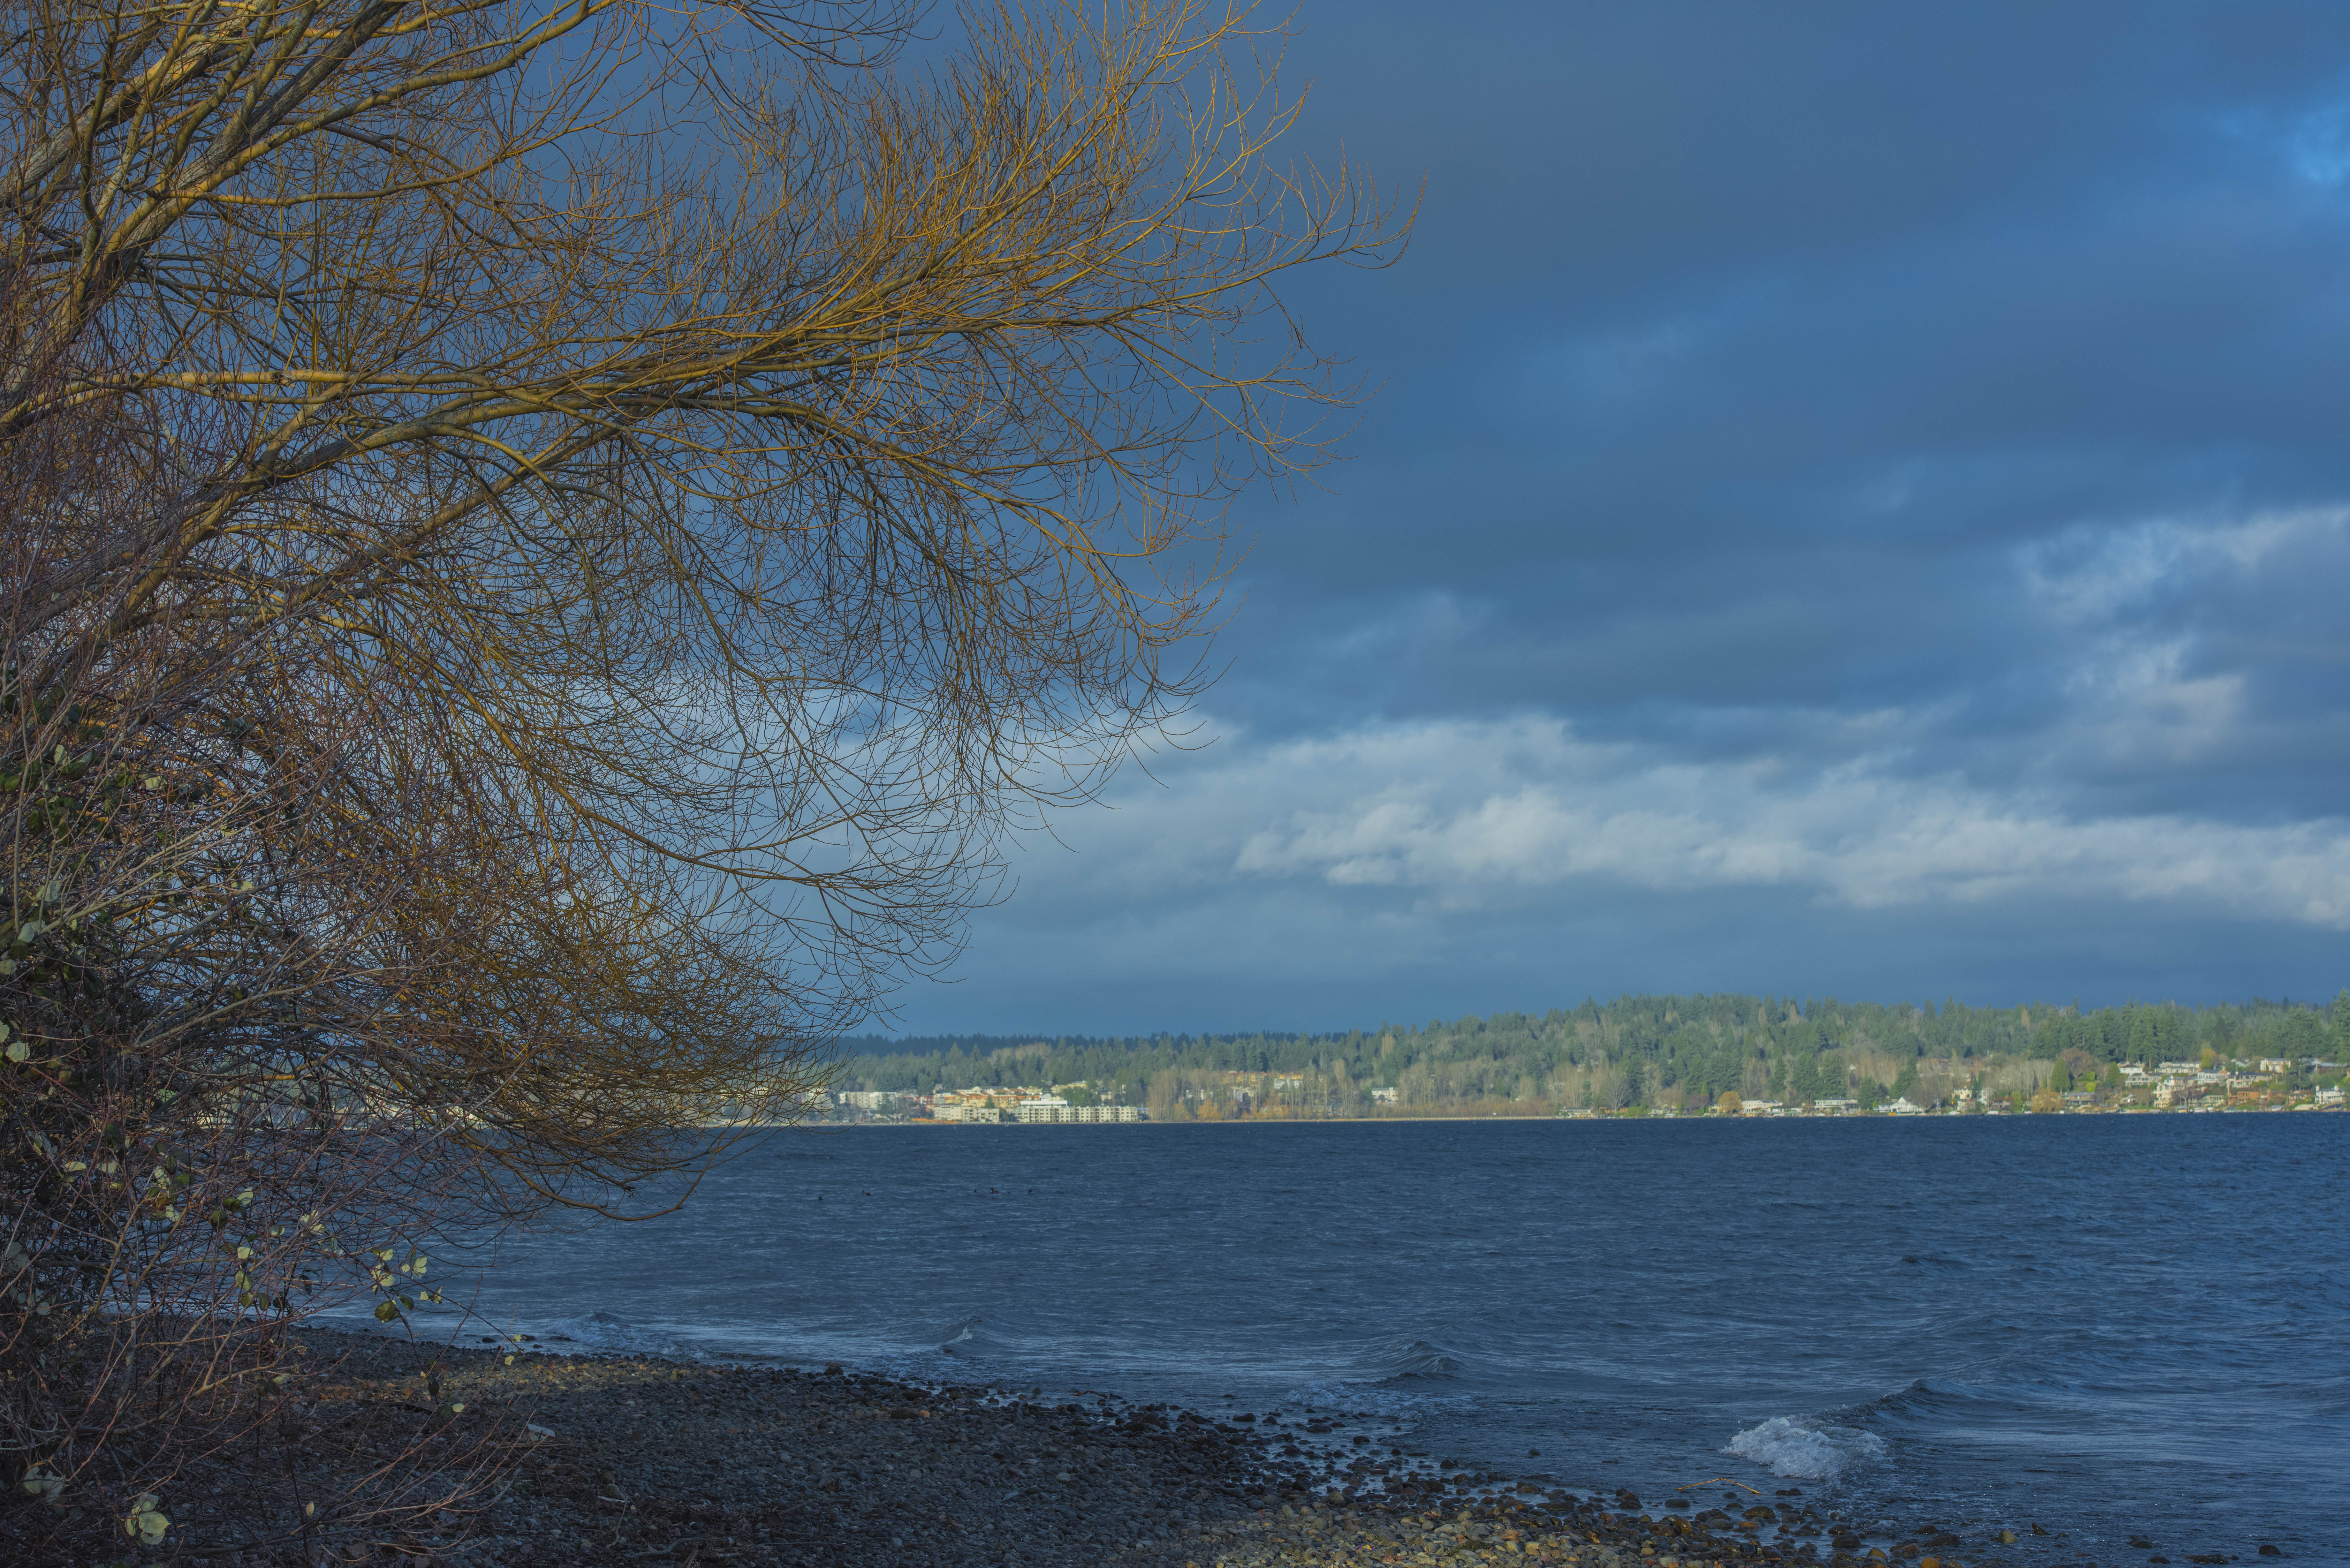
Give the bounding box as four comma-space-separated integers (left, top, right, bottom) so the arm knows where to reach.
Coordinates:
272, 1331, 2010, 1568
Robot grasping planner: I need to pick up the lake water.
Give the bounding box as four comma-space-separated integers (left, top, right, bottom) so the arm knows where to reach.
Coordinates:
382, 1115, 2348, 1563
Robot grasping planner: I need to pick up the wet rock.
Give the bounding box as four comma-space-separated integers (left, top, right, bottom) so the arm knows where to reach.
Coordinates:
2258, 1546, 2283, 1557
280, 1327, 2136, 1568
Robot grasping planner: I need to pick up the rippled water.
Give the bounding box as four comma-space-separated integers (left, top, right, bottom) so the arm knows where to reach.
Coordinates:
373, 1115, 2348, 1562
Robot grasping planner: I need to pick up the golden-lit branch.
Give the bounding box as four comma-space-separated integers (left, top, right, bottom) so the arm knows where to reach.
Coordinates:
2, 2, 1395, 1546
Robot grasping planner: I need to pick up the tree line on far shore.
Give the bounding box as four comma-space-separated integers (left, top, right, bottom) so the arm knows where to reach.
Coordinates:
826, 991, 2350, 1118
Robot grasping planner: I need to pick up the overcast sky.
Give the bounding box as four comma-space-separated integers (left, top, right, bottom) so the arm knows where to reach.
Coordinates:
888, 1, 2350, 1036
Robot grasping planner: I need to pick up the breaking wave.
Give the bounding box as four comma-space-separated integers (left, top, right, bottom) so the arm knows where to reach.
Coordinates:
1725, 1415, 1888, 1480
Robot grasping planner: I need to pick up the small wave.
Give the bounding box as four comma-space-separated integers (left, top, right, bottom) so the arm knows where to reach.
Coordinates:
1725, 1416, 1888, 1481
1366, 1336, 1470, 1382
932, 1313, 997, 1355
1279, 1379, 1479, 1419
538, 1310, 703, 1361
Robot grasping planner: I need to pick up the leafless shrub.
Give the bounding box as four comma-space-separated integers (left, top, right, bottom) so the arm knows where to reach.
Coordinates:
1, 0, 1396, 1554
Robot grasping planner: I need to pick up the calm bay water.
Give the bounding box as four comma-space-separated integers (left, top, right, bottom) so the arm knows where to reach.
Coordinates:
381, 1116, 2348, 1562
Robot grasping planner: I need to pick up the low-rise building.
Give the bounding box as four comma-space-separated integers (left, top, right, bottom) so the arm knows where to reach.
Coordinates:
1007, 1099, 1142, 1123
1369, 1087, 1401, 1104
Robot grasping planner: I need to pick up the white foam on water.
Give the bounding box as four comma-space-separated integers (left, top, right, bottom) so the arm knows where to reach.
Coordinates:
1725, 1415, 1888, 1480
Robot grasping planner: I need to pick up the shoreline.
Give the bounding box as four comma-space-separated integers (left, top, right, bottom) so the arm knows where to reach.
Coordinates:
286, 1331, 2004, 1568
760, 1105, 2349, 1129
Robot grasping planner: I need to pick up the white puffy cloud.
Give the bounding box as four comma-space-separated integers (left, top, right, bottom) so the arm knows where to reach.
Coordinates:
1056, 712, 2350, 929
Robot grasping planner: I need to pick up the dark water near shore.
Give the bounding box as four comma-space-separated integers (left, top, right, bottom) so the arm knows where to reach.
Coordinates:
375, 1116, 2347, 1563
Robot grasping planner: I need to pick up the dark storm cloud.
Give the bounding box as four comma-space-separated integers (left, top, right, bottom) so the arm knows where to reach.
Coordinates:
885, 2, 2350, 1035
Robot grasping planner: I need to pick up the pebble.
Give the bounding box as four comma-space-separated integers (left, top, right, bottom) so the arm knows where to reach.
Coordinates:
212, 1332, 2209, 1568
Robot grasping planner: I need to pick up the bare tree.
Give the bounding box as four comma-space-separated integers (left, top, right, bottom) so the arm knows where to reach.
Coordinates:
0, 357, 534, 1558
1, 0, 1398, 1552
2, 0, 1396, 1172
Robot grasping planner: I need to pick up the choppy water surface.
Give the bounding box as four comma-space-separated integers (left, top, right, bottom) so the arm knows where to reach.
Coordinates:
386, 1116, 2347, 1562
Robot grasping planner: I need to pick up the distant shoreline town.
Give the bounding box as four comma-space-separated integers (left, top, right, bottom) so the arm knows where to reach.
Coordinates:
808, 991, 2350, 1126
811, 1054, 2347, 1125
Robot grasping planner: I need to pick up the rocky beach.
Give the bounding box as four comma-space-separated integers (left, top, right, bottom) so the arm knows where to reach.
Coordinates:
255, 1331, 2037, 1568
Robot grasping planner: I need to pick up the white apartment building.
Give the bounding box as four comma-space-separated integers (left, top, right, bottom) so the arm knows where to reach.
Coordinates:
835, 1091, 898, 1110
1014, 1098, 1143, 1123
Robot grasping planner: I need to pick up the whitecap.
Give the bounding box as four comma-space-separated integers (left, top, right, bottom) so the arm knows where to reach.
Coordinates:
1725, 1415, 1888, 1480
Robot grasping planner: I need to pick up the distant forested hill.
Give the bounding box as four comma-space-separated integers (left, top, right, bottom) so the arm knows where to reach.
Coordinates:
824, 992, 2348, 1117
